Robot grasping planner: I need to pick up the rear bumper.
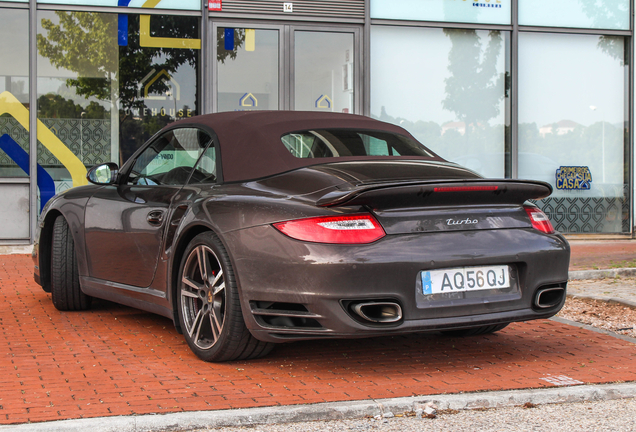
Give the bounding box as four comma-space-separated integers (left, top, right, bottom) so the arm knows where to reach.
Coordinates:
224, 226, 570, 343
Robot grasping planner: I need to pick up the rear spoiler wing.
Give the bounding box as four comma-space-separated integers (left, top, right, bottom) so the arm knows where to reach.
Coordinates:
316, 179, 552, 208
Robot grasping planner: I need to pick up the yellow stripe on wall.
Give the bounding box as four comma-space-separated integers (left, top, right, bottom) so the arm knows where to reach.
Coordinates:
140, 0, 201, 50
0, 91, 87, 187
245, 29, 255, 52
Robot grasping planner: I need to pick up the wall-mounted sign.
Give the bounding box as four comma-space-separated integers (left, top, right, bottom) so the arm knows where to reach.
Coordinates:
555, 166, 592, 190
209, 0, 222, 11
240, 93, 258, 108
284, 2, 293, 12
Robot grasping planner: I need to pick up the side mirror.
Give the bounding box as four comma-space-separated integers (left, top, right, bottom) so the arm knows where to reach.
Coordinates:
87, 162, 119, 185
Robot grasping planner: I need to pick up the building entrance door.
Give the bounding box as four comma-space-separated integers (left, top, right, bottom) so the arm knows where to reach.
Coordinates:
211, 22, 360, 113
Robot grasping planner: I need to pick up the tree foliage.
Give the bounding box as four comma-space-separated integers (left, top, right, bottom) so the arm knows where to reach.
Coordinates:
37, 12, 118, 101
37, 12, 202, 112
38, 94, 108, 119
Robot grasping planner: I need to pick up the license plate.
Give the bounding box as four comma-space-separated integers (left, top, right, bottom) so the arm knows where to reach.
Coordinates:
421, 265, 510, 295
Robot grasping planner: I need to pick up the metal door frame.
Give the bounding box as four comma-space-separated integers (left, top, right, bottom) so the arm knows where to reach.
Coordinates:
289, 24, 362, 114
209, 21, 286, 113
208, 20, 363, 114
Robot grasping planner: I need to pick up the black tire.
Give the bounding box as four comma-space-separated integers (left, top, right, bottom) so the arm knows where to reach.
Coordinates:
441, 323, 509, 337
50, 215, 92, 311
177, 231, 275, 362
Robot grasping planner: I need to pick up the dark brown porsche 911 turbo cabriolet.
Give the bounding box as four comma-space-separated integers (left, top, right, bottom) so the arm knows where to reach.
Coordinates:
33, 111, 570, 362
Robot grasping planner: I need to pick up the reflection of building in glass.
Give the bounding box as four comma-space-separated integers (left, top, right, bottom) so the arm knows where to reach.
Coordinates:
539, 120, 580, 137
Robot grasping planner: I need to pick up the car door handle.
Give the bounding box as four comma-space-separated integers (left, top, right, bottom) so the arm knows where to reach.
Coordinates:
147, 210, 165, 226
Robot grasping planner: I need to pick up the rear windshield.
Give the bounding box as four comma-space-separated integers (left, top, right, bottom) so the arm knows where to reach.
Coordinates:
281, 129, 434, 159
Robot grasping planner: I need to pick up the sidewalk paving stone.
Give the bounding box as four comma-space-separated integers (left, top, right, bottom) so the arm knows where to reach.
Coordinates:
1, 253, 636, 426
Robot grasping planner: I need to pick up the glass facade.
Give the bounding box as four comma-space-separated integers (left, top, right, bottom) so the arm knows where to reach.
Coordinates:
519, 33, 628, 233
0, 9, 30, 178
0, 8, 30, 240
371, 26, 509, 179
294, 31, 354, 113
0, 0, 633, 241
519, 0, 629, 30
36, 0, 201, 10
371, 0, 512, 25
216, 27, 280, 112
36, 10, 199, 198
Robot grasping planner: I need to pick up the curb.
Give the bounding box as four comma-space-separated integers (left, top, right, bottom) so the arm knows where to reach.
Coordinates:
0, 246, 32, 255
551, 317, 636, 344
2, 383, 636, 432
567, 267, 636, 309
567, 294, 636, 310
569, 267, 636, 280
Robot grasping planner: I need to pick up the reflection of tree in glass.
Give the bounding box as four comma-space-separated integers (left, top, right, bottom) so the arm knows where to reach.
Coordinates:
579, 1, 627, 64
442, 30, 507, 138
37, 12, 200, 161
37, 12, 118, 110
217, 28, 246, 64
37, 12, 199, 112
38, 94, 108, 119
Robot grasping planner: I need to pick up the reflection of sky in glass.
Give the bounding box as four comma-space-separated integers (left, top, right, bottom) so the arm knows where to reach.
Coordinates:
0, 10, 29, 77
370, 26, 507, 178
519, 33, 625, 128
217, 28, 279, 112
519, 0, 629, 30
371, 0, 511, 25
35, 0, 200, 10
371, 26, 506, 126
294, 31, 354, 113
36, 12, 197, 111
519, 33, 626, 197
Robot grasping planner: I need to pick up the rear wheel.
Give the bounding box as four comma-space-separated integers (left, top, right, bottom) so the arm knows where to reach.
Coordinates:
177, 231, 274, 362
441, 323, 509, 337
50, 215, 92, 311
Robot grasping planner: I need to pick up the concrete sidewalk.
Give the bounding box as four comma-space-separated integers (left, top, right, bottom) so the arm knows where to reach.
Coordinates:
566, 239, 636, 307
569, 239, 636, 271
0, 241, 635, 429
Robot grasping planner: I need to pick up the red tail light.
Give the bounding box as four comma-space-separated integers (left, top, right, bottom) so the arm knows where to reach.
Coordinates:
273, 214, 386, 244
524, 206, 555, 234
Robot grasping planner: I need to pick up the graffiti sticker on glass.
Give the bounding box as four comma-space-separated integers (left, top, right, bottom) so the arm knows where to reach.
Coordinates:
555, 166, 592, 190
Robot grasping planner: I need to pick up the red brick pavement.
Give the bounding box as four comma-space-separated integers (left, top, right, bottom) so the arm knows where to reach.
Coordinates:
1, 254, 636, 425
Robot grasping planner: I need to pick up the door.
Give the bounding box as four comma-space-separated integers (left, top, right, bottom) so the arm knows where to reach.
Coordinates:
291, 29, 356, 114
213, 24, 283, 112
211, 22, 361, 113
84, 127, 214, 288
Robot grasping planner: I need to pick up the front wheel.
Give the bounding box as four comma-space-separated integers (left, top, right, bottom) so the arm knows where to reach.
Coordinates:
50, 215, 92, 311
177, 232, 274, 362
441, 323, 509, 337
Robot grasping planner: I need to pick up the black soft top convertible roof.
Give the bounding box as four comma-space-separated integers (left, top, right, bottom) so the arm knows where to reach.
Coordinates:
172, 111, 444, 183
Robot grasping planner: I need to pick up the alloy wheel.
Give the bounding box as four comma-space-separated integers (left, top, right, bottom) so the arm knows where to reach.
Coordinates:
180, 244, 226, 350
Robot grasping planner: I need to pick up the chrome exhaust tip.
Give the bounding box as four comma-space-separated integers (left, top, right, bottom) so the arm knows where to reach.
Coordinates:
352, 302, 403, 323
534, 286, 565, 309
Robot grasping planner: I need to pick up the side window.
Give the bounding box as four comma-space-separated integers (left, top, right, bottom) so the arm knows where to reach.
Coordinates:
127, 128, 213, 186
362, 135, 391, 156
188, 141, 217, 185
